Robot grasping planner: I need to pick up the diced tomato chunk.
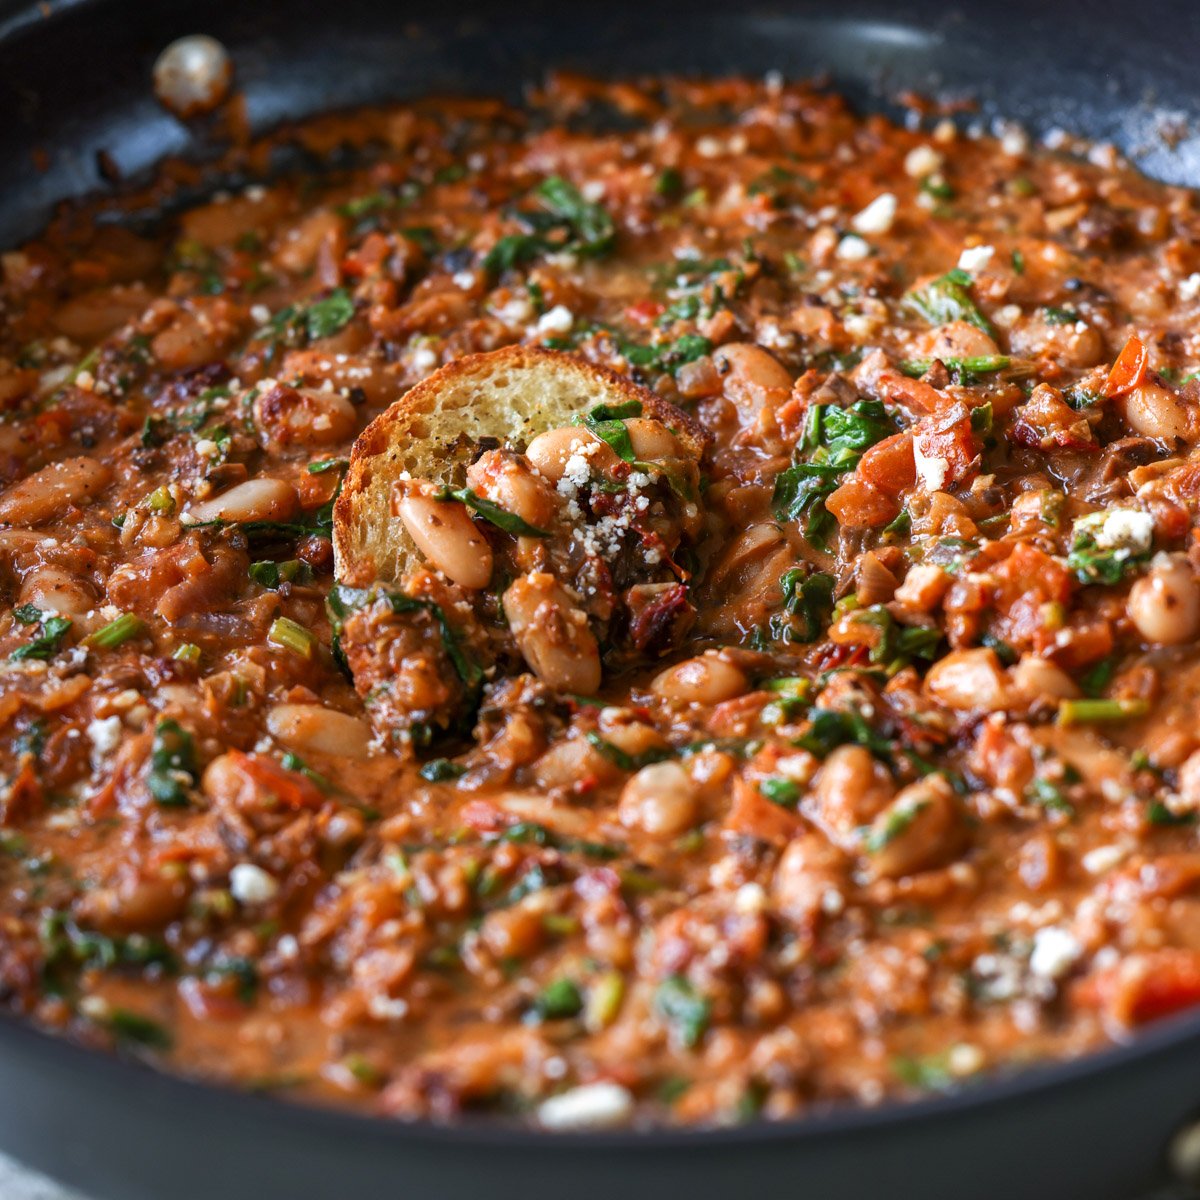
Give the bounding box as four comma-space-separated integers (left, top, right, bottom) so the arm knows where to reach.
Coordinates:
1104, 333, 1149, 398
1074, 949, 1200, 1026
825, 477, 899, 528
858, 431, 916, 495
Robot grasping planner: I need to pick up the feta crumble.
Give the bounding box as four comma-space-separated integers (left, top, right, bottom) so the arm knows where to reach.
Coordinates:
537, 1082, 634, 1130
851, 193, 897, 236
835, 234, 871, 261
1029, 926, 1083, 980
957, 244, 995, 273
229, 863, 280, 905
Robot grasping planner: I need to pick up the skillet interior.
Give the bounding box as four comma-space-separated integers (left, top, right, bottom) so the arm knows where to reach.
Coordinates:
1, 1, 1200, 1198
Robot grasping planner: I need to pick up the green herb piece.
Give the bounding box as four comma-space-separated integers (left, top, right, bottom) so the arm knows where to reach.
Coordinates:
279, 752, 334, 793
893, 1052, 956, 1092
866, 798, 929, 853
795, 708, 891, 761
107, 1009, 172, 1050
806, 398, 893, 456
40, 912, 175, 981
759, 777, 801, 808
1147, 801, 1195, 827
534, 977, 584, 1020
883, 510, 911, 538
307, 457, 349, 475
1067, 514, 1151, 586
1011, 249, 1025, 275
201, 957, 259, 1004
11, 614, 72, 662
419, 758, 466, 782
845, 605, 942, 671
482, 234, 545, 274
433, 486, 551, 537
585, 971, 626, 1030
654, 975, 711, 1048
1057, 697, 1150, 726
901, 355, 1012, 384
268, 617, 317, 659
86, 613, 147, 650
304, 289, 355, 340
583, 399, 643, 462
770, 569, 835, 644
13, 604, 42, 625
172, 643, 201, 666
535, 176, 615, 256
147, 720, 197, 807
585, 731, 670, 772
1043, 306, 1081, 326
655, 168, 684, 198
904, 268, 994, 335
248, 559, 311, 590
1028, 777, 1074, 816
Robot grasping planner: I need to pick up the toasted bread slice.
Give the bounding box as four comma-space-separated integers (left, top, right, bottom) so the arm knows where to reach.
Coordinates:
332, 345, 707, 587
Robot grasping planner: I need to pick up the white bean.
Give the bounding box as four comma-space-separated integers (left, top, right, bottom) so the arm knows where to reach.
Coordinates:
186, 477, 299, 524
651, 652, 748, 705
502, 572, 601, 693
393, 480, 493, 589
618, 761, 698, 837
1123, 382, 1191, 442
924, 647, 1010, 711
1128, 556, 1200, 645
526, 426, 617, 483
0, 457, 111, 526
266, 703, 371, 760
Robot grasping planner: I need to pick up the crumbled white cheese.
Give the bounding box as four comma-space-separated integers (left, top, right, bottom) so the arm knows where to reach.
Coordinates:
535, 305, 574, 336
493, 295, 533, 326
957, 244, 995, 273
904, 145, 944, 178
193, 438, 219, 459
86, 716, 123, 765
411, 344, 438, 374
537, 1082, 634, 1130
733, 883, 768, 914
250, 303, 272, 326
835, 234, 871, 261
229, 863, 279, 905
1075, 508, 1154, 559
1179, 273, 1200, 301
1029, 926, 1083, 980
851, 192, 897, 236
1082, 844, 1128, 876
452, 270, 476, 290
913, 437, 949, 492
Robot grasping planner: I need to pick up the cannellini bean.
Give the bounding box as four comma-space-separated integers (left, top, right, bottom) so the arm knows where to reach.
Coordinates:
808, 745, 893, 846
502, 572, 601, 693
466, 449, 559, 530
1123, 382, 1191, 442
18, 565, 95, 616
866, 776, 962, 880
526, 425, 620, 483
713, 343, 792, 425
1128, 556, 1200, 645
772, 833, 847, 928
1008, 312, 1104, 367
0, 457, 111, 526
624, 418, 684, 463
266, 703, 372, 760
618, 761, 698, 838
921, 319, 1000, 361
1009, 654, 1080, 701
651, 652, 748, 705
253, 383, 357, 448
924, 647, 1010, 711
393, 480, 493, 589
187, 477, 299, 525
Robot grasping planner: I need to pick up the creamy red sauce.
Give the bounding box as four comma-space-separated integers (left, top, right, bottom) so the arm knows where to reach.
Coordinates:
1, 75, 1200, 1130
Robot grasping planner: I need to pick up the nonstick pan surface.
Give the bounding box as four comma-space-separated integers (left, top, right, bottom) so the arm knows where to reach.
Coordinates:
1, 2, 1200, 1197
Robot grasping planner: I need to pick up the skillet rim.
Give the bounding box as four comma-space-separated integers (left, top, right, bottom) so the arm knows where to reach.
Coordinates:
0, 0, 1199, 1159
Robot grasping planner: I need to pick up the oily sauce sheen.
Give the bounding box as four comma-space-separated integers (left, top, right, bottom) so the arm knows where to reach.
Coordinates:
1, 75, 1200, 1129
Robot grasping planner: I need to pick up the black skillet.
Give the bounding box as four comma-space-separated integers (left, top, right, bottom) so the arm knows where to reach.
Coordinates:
2, 1, 1200, 1196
